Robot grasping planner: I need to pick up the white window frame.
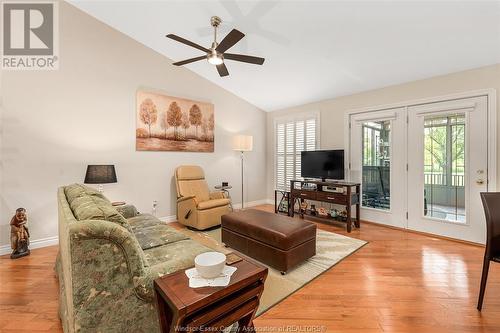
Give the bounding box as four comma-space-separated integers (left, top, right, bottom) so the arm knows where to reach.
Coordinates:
274, 111, 321, 191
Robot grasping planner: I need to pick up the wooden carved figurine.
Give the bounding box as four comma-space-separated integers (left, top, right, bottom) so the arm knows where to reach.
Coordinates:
10, 208, 30, 259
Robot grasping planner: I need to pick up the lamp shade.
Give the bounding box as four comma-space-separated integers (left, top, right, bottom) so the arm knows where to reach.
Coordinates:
232, 135, 253, 152
84, 165, 117, 184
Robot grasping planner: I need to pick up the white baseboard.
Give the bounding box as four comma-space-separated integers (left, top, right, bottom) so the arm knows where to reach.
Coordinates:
0, 236, 59, 256
232, 199, 270, 210
159, 215, 177, 223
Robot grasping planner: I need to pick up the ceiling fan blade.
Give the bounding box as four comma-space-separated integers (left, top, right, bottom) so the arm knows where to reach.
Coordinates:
216, 29, 245, 53
224, 53, 265, 65
216, 63, 229, 77
166, 34, 210, 53
172, 56, 206, 66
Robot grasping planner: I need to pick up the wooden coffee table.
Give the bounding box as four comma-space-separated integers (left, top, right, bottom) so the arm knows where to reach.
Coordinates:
154, 256, 268, 332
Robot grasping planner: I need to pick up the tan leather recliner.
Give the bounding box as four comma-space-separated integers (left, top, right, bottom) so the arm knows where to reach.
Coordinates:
175, 165, 231, 230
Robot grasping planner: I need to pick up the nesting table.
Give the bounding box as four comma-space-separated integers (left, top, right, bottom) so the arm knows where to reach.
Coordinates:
154, 257, 267, 332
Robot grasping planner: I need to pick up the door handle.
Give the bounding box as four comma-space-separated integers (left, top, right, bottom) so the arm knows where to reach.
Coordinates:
476, 179, 485, 185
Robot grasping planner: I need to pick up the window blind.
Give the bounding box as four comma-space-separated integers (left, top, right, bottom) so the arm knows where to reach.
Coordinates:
275, 115, 318, 191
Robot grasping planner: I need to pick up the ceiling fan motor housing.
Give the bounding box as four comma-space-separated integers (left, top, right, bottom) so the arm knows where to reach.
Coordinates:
210, 16, 222, 28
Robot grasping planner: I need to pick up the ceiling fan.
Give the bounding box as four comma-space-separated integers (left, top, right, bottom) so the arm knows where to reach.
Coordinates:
166, 16, 265, 77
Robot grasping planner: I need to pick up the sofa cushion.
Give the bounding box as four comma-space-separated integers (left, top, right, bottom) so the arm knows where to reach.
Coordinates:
128, 214, 163, 231
197, 198, 231, 210
70, 195, 131, 232
116, 205, 138, 219
143, 239, 210, 266
64, 183, 109, 204
133, 224, 188, 250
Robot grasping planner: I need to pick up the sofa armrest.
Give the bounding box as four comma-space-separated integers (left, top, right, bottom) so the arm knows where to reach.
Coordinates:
133, 262, 185, 301
133, 241, 211, 301
116, 204, 139, 218
69, 219, 148, 285
209, 191, 226, 200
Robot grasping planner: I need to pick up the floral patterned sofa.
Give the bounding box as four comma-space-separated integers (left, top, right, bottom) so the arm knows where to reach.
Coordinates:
55, 184, 211, 333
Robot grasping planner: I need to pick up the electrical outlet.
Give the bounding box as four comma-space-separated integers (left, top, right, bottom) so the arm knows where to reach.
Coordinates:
152, 200, 158, 216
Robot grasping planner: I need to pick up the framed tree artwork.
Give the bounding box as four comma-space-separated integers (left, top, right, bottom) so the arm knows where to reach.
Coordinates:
136, 90, 214, 152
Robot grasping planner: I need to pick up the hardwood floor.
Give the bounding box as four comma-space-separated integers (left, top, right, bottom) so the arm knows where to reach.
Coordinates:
1, 204, 500, 332
254, 207, 500, 333
0, 245, 62, 332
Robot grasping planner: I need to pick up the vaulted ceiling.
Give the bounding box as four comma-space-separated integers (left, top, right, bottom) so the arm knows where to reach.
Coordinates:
69, 0, 500, 111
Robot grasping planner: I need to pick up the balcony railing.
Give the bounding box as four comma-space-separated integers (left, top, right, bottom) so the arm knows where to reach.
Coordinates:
424, 172, 465, 187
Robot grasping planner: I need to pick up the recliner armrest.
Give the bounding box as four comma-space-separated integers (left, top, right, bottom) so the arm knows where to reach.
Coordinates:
177, 196, 198, 225
177, 195, 197, 204
209, 191, 226, 200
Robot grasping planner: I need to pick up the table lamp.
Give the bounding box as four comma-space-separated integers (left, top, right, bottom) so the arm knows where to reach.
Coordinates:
232, 135, 253, 209
84, 165, 117, 192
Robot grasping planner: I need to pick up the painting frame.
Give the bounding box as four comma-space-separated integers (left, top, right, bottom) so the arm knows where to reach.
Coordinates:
136, 90, 215, 152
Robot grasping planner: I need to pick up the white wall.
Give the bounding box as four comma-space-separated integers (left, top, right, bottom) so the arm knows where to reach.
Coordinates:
0, 2, 267, 248
266, 64, 500, 199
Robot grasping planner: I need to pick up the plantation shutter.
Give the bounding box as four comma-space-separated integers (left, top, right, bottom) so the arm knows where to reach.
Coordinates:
276, 123, 286, 190
275, 114, 319, 191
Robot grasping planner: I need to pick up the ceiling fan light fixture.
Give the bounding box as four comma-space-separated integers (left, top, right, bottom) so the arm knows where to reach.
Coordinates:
207, 53, 223, 65
167, 15, 265, 77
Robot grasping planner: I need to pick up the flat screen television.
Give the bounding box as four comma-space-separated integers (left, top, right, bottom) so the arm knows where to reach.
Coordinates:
301, 150, 345, 180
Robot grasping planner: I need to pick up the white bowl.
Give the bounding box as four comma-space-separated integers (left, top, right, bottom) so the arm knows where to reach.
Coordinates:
194, 252, 226, 278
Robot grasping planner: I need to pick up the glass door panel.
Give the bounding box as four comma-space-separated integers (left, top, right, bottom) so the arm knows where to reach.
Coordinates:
362, 120, 391, 210
349, 107, 406, 229
423, 114, 465, 222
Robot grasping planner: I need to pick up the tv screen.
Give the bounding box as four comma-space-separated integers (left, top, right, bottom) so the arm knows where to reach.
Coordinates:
301, 150, 344, 180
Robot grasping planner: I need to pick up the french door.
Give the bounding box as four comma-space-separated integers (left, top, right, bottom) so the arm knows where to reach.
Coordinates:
407, 96, 488, 243
349, 95, 491, 244
350, 108, 407, 228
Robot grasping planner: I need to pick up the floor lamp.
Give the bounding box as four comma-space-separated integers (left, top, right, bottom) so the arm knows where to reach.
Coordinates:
233, 135, 253, 209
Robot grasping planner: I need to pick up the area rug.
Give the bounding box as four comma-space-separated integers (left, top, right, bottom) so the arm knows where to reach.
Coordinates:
178, 227, 367, 315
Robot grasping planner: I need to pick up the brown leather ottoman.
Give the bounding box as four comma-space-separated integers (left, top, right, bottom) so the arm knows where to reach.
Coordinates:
221, 209, 317, 274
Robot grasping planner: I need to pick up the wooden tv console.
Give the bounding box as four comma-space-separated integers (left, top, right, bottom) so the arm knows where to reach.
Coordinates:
289, 179, 361, 232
